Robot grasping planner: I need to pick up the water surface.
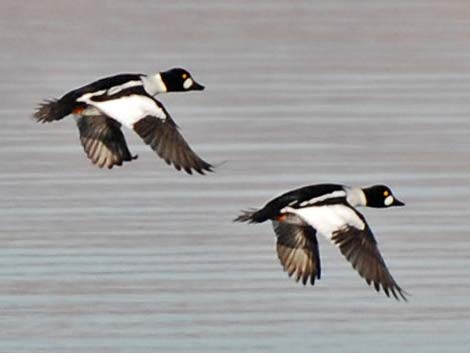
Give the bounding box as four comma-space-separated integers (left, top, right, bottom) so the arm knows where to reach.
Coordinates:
1, 1, 470, 352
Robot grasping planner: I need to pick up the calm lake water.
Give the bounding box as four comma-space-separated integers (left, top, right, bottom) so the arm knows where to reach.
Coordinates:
1, 1, 470, 352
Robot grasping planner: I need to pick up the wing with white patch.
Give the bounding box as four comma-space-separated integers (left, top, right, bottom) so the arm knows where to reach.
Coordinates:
78, 91, 165, 129
133, 114, 213, 175
272, 214, 321, 285
79, 91, 212, 174
76, 115, 137, 169
290, 204, 366, 240
331, 210, 407, 300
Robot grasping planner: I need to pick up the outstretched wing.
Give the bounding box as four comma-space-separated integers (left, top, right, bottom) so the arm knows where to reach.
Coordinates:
133, 114, 213, 175
76, 115, 137, 169
272, 214, 321, 285
78, 89, 213, 174
331, 210, 407, 301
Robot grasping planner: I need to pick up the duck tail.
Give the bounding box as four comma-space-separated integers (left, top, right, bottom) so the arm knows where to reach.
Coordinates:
33, 98, 70, 123
233, 208, 269, 223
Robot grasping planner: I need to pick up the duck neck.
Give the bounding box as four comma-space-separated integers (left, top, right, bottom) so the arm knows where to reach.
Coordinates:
142, 73, 167, 96
346, 187, 367, 207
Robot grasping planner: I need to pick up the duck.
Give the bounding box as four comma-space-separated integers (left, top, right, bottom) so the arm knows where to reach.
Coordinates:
234, 183, 408, 300
33, 68, 212, 174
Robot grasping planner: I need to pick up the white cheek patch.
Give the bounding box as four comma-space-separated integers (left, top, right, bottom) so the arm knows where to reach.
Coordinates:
384, 195, 394, 206
183, 78, 193, 89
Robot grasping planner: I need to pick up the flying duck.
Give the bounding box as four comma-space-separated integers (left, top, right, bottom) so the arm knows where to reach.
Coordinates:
234, 183, 407, 300
33, 68, 212, 174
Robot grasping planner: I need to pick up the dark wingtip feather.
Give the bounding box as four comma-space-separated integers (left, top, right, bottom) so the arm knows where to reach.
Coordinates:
365, 279, 409, 302
187, 160, 221, 175
387, 284, 409, 302
171, 157, 213, 175
397, 287, 410, 302
191, 160, 214, 175
209, 160, 227, 172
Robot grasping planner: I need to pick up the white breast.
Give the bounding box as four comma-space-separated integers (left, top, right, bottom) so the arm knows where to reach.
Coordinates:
286, 205, 365, 240
79, 94, 165, 129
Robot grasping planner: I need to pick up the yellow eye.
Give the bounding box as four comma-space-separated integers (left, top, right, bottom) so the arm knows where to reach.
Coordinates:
182, 73, 188, 79
383, 190, 389, 197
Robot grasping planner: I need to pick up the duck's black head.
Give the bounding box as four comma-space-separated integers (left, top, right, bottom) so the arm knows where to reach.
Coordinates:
160, 68, 204, 92
362, 185, 405, 208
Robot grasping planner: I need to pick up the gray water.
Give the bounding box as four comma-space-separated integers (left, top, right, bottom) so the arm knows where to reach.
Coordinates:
1, 1, 470, 352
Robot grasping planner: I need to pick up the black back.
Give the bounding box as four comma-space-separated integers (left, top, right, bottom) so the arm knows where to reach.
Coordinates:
52, 73, 143, 117
253, 184, 345, 222
61, 73, 144, 102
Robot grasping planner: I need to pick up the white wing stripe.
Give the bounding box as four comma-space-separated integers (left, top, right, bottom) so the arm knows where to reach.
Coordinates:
297, 190, 347, 207
106, 80, 143, 96
77, 90, 107, 101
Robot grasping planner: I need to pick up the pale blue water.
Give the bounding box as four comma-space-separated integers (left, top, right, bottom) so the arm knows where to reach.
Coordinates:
1, 1, 470, 352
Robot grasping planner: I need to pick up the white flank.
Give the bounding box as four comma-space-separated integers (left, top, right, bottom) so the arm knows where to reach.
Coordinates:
83, 95, 165, 129
142, 73, 167, 95
298, 190, 346, 207
107, 80, 142, 96
183, 78, 193, 90
285, 205, 365, 240
384, 195, 394, 206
